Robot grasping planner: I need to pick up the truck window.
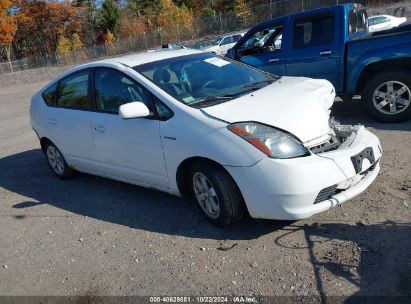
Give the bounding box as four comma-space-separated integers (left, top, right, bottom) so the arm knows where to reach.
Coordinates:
292, 14, 333, 48
237, 24, 283, 57
348, 8, 368, 34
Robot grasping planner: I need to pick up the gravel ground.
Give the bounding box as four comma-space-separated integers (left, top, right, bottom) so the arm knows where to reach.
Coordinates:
0, 82, 410, 301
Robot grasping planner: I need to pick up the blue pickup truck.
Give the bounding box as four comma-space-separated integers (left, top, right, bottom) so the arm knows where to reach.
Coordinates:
226, 3, 411, 122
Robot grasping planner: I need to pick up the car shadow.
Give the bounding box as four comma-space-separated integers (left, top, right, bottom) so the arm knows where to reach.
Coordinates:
274, 221, 411, 301
0, 149, 287, 240
331, 100, 411, 132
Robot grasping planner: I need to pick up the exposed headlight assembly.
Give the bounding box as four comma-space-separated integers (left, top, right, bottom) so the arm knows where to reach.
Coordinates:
228, 122, 310, 159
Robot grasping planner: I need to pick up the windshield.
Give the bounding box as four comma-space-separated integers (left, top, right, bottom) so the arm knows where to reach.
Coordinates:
134, 53, 276, 108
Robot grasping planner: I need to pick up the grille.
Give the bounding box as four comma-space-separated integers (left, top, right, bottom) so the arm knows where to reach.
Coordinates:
310, 136, 340, 154
314, 185, 341, 204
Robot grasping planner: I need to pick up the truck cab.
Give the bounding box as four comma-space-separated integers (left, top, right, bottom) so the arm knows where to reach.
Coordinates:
227, 4, 411, 122
228, 4, 368, 93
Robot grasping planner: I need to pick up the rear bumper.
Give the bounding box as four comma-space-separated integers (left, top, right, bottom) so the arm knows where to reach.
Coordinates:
225, 126, 382, 220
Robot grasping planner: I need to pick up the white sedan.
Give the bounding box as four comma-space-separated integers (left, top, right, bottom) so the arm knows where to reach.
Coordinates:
200, 33, 244, 55
368, 15, 407, 32
30, 50, 382, 227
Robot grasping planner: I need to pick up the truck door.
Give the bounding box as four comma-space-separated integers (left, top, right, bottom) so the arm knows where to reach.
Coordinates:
285, 9, 342, 92
234, 21, 287, 76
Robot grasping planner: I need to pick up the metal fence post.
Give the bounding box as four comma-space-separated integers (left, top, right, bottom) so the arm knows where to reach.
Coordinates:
219, 12, 223, 33
143, 32, 148, 50
270, 0, 273, 19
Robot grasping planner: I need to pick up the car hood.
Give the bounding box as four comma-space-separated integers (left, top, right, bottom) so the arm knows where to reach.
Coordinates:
202, 77, 336, 144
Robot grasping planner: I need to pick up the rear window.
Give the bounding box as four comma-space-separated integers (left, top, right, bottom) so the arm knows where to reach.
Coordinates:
42, 82, 58, 106
349, 8, 368, 34
57, 70, 90, 110
293, 13, 334, 48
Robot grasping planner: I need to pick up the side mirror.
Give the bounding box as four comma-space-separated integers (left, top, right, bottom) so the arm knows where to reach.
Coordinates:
119, 102, 150, 119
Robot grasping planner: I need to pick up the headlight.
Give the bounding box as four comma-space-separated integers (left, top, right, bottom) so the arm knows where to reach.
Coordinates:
228, 122, 310, 159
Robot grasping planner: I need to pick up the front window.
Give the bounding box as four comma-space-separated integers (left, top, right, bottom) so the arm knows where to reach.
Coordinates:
94, 68, 152, 114
238, 25, 283, 57
134, 53, 276, 108
348, 8, 368, 34
220, 36, 233, 46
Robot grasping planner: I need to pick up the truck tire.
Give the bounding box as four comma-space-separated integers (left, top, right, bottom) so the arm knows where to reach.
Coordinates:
189, 161, 244, 227
363, 70, 411, 122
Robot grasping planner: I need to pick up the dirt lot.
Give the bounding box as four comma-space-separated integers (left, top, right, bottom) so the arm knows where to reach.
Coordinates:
0, 81, 410, 301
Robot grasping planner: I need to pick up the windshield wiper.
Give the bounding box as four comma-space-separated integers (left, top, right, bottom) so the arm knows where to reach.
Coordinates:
242, 79, 274, 89
190, 95, 234, 108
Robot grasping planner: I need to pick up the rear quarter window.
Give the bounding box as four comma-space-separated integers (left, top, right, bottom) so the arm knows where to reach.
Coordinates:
349, 8, 368, 34
42, 82, 58, 106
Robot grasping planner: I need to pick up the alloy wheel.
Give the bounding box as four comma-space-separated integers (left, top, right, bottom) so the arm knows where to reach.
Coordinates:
193, 172, 220, 219
373, 81, 411, 115
46, 146, 65, 175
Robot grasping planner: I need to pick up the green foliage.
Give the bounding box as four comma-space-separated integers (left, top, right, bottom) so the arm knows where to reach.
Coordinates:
127, 0, 161, 17
99, 0, 120, 34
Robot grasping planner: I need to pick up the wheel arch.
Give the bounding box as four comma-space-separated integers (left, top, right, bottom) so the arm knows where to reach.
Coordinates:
176, 156, 244, 201
40, 137, 53, 155
356, 59, 411, 92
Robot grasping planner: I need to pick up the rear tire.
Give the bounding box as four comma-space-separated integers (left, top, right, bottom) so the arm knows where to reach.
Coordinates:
189, 162, 244, 227
44, 141, 76, 180
363, 70, 411, 122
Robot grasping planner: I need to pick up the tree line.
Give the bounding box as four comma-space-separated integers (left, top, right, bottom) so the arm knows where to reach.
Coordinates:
0, 0, 393, 64
0, 0, 267, 63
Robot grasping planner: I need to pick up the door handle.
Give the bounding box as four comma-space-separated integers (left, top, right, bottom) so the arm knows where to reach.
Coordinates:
48, 118, 57, 126
94, 125, 106, 134
320, 50, 332, 56
269, 58, 280, 63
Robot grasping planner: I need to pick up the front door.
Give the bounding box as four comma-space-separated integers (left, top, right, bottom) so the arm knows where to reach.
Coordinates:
285, 10, 342, 92
236, 23, 286, 76
90, 67, 169, 188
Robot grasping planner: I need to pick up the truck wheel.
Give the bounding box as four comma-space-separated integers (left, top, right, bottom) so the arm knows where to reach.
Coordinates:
189, 161, 244, 227
363, 70, 411, 122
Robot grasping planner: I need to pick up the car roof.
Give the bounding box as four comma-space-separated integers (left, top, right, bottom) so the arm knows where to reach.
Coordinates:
93, 49, 202, 67
369, 15, 392, 19
42, 49, 203, 89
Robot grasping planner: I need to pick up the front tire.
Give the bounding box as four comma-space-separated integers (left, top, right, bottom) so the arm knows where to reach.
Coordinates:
189, 162, 244, 227
45, 141, 76, 180
363, 70, 411, 122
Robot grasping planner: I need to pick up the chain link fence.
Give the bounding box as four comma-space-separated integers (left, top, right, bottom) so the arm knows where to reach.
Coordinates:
0, 0, 409, 75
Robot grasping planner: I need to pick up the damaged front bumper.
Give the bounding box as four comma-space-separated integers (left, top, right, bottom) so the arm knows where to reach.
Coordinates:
224, 124, 382, 220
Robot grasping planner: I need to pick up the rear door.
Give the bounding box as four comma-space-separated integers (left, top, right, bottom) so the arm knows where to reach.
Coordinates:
46, 69, 100, 173
285, 9, 342, 91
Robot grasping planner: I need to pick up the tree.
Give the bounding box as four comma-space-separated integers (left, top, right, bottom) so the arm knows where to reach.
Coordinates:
235, 0, 252, 26
127, 0, 160, 17
99, 0, 120, 35
104, 30, 116, 55
71, 33, 83, 51
118, 10, 146, 39
0, 0, 16, 69
12, 0, 84, 58
57, 35, 71, 55
156, 0, 194, 42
